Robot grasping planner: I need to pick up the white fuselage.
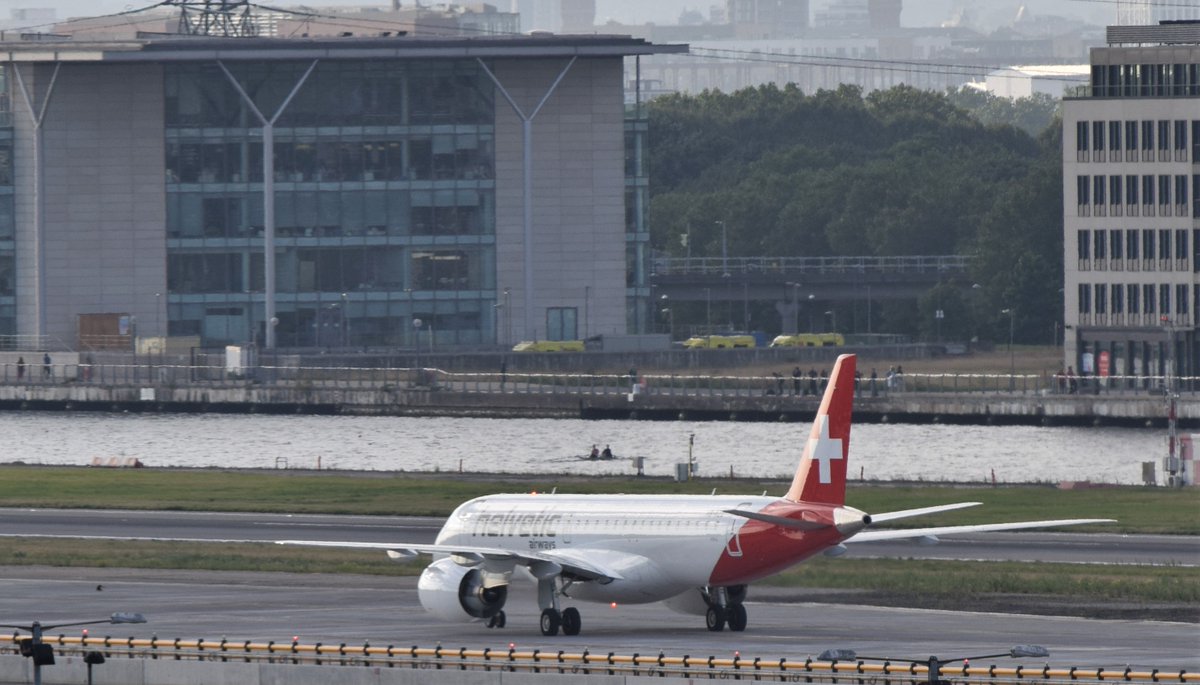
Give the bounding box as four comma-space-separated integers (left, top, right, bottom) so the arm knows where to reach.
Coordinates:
434, 493, 847, 604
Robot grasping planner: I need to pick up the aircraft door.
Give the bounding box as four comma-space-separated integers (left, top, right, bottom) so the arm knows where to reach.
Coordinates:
725, 503, 751, 558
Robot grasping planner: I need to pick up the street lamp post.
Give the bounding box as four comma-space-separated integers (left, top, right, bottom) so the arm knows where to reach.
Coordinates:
825, 309, 836, 333
340, 292, 349, 348
660, 294, 672, 339
0, 613, 146, 685
807, 293, 815, 333
1002, 307, 1015, 390
503, 287, 512, 347
715, 220, 727, 276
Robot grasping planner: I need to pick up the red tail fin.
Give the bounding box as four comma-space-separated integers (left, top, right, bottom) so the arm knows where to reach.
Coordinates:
784, 354, 855, 505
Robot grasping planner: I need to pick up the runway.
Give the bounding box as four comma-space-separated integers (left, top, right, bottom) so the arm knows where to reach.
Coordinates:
2, 508, 1196, 566
2, 508, 1197, 672
0, 566, 1195, 672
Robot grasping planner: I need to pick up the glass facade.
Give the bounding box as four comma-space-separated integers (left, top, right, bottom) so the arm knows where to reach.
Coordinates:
0, 65, 13, 337
624, 112, 650, 333
163, 60, 497, 348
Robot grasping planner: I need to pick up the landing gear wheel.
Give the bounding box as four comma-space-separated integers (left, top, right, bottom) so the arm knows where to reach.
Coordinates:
727, 604, 747, 632
560, 607, 582, 636
705, 606, 726, 632
486, 611, 506, 629
540, 608, 561, 636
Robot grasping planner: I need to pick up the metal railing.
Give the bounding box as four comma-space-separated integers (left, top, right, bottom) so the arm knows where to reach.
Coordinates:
0, 362, 1193, 399
0, 637, 1193, 683
651, 255, 970, 276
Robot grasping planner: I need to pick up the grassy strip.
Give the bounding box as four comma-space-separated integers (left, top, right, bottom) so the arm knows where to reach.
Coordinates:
2, 538, 1194, 604
765, 557, 1200, 603
0, 466, 1196, 534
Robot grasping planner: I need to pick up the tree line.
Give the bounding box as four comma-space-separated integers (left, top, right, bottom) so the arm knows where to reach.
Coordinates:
646, 83, 1063, 345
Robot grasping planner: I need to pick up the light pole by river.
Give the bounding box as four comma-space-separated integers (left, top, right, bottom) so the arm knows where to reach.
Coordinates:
1002, 307, 1015, 390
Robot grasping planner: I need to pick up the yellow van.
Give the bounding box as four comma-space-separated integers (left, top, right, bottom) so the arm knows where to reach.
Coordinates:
682, 335, 756, 349
769, 332, 844, 347
512, 340, 585, 352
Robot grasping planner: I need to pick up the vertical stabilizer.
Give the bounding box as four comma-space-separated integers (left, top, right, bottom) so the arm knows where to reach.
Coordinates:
784, 354, 856, 504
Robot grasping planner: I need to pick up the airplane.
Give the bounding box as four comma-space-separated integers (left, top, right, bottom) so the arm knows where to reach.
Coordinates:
279, 353, 1114, 637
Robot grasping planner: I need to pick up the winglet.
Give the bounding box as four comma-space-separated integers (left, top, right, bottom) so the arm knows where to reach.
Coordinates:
785, 354, 855, 505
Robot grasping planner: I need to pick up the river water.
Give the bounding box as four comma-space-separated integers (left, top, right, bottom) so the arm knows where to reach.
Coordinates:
0, 411, 1167, 485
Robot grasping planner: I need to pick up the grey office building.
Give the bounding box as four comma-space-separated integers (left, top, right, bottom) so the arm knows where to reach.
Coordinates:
0, 34, 680, 349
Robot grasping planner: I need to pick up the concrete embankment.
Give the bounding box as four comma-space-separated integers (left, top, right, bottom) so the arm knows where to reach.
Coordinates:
0, 381, 1191, 427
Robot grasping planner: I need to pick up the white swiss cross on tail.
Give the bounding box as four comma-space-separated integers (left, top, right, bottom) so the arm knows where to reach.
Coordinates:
807, 415, 843, 484
785, 354, 855, 505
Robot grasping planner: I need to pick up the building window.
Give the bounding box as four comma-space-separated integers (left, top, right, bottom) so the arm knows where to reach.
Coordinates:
1175, 120, 1188, 162
1078, 229, 1091, 265
1095, 283, 1107, 315
1144, 283, 1156, 315
1195, 173, 1200, 218
1157, 120, 1170, 161
1093, 120, 1105, 161
1142, 120, 1154, 161
1111, 229, 1123, 265
1110, 175, 1123, 216
1176, 229, 1189, 271
1126, 120, 1138, 161
1159, 229, 1172, 263
1128, 283, 1139, 315
545, 307, 578, 341
1075, 121, 1089, 161
1094, 229, 1107, 265
1195, 229, 1200, 273
1177, 284, 1189, 317
1143, 175, 1156, 215
1126, 174, 1139, 216
1111, 283, 1124, 315
1093, 175, 1106, 215
1176, 175, 1189, 217
1079, 283, 1092, 314
1109, 121, 1122, 160
1160, 283, 1171, 315
1143, 229, 1156, 270
1077, 175, 1090, 215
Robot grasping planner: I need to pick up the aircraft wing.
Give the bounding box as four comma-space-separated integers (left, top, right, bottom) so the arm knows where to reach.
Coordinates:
847, 518, 1116, 543
274, 540, 624, 582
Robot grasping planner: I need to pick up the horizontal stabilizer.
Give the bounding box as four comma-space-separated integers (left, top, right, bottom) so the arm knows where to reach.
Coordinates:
869, 502, 981, 523
848, 518, 1116, 543
724, 509, 830, 530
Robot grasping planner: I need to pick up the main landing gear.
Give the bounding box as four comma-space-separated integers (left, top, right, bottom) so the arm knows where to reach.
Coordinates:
485, 612, 507, 629
537, 578, 582, 636
540, 606, 581, 636
704, 585, 748, 632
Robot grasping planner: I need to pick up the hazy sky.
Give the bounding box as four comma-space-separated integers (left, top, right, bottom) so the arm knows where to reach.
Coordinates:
1, 0, 1114, 29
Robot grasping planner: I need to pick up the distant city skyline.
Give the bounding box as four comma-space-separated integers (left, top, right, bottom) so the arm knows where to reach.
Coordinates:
0, 0, 1132, 31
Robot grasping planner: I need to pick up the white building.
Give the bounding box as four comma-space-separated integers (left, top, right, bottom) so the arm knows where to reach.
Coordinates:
983, 64, 1089, 99
1062, 22, 1200, 385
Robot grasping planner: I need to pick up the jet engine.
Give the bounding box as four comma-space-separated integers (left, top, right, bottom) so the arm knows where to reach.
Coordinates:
417, 557, 508, 622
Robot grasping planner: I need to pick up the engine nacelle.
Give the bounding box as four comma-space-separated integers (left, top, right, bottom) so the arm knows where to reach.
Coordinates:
417, 557, 508, 622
